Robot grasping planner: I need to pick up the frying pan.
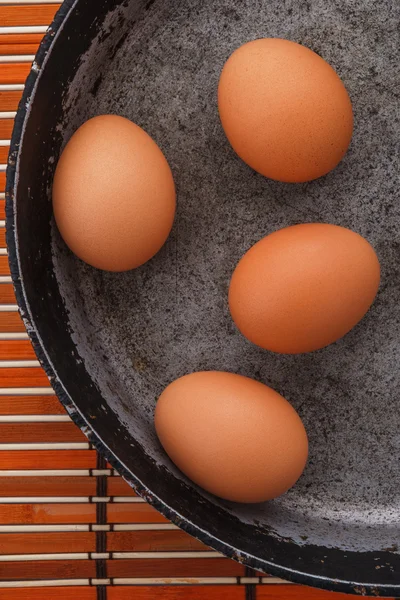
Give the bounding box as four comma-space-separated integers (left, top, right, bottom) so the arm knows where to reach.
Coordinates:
5, 0, 400, 595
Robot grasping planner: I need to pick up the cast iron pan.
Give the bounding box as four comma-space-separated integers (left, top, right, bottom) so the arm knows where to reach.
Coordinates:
6, 0, 400, 595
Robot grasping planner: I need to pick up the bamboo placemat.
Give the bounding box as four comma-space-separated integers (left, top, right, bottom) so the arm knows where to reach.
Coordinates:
0, 3, 385, 599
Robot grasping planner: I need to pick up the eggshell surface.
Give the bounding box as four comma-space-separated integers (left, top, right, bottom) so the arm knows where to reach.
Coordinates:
53, 115, 176, 271
229, 224, 380, 354
155, 371, 308, 503
218, 38, 353, 182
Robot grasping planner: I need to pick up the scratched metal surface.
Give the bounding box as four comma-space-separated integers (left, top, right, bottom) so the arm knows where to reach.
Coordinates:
53, 0, 400, 552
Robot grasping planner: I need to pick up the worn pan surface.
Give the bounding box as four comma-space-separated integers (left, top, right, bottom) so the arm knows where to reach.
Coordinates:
6, 0, 400, 595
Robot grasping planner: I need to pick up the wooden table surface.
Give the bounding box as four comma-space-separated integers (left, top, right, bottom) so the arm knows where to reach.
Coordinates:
0, 2, 386, 599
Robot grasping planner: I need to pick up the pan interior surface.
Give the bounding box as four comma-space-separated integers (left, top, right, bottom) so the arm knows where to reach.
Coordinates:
13, 0, 400, 591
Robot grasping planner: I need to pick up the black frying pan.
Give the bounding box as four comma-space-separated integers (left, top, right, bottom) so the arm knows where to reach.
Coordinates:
6, 0, 400, 594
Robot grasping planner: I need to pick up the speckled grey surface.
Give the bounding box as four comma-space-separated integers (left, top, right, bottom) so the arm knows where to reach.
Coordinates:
52, 0, 400, 553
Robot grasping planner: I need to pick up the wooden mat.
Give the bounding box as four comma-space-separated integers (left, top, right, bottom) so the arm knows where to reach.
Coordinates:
0, 3, 383, 599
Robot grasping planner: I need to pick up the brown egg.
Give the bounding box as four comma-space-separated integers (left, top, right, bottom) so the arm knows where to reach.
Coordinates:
53, 115, 176, 271
155, 371, 308, 503
218, 38, 353, 183
229, 224, 380, 354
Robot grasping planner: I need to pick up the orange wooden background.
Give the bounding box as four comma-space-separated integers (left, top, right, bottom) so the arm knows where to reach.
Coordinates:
0, 3, 386, 599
